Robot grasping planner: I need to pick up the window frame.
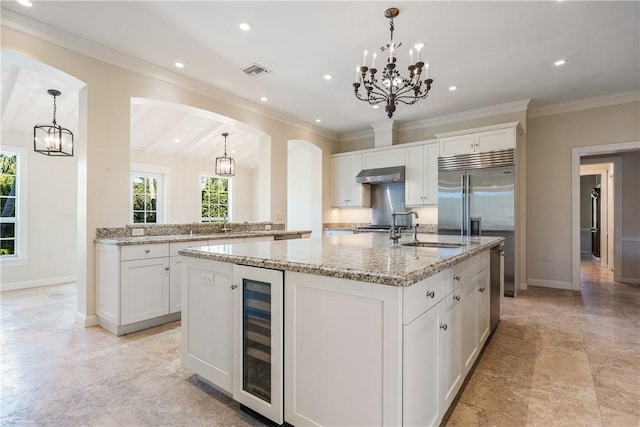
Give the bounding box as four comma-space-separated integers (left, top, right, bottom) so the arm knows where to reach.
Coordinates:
200, 173, 232, 223
130, 163, 169, 224
0, 146, 28, 266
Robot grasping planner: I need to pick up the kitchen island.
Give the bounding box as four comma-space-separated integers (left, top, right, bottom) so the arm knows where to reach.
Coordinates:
179, 233, 504, 426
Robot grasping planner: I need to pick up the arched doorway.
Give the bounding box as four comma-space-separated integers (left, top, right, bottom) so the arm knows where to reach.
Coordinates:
287, 140, 322, 237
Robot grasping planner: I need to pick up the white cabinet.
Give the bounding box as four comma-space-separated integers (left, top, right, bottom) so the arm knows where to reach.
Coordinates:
362, 148, 405, 169
284, 271, 402, 427
460, 276, 479, 377
477, 268, 491, 346
121, 257, 170, 324
332, 154, 370, 208
439, 126, 516, 156
438, 291, 462, 411
169, 239, 210, 314
96, 242, 178, 336
405, 142, 439, 206
181, 258, 234, 392
403, 304, 441, 427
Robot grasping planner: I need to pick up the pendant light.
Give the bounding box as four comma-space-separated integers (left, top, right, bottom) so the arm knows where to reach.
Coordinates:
215, 132, 235, 177
34, 89, 74, 156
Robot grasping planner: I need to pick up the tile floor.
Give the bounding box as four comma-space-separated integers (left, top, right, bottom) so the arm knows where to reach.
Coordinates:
1, 258, 638, 426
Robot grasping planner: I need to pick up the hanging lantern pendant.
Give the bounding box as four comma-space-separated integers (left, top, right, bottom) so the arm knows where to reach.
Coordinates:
33, 89, 74, 157
215, 132, 235, 177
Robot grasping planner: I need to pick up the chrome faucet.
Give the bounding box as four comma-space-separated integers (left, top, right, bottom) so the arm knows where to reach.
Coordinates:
390, 211, 419, 244
221, 216, 230, 233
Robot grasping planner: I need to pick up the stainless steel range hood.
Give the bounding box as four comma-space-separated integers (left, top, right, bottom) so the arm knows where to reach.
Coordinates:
355, 166, 405, 184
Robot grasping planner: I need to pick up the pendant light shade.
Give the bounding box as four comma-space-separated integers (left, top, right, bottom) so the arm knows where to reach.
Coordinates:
34, 89, 74, 156
215, 132, 235, 177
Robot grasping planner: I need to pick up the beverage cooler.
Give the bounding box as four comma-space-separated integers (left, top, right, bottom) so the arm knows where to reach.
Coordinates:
232, 265, 284, 424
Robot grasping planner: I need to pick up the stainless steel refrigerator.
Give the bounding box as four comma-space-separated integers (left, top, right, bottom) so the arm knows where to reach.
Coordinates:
437, 150, 516, 297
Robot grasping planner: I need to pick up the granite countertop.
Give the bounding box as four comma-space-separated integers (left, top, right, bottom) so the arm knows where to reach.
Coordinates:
179, 233, 504, 287
95, 230, 311, 246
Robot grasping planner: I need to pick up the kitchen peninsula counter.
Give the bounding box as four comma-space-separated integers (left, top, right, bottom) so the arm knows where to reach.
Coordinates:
179, 233, 503, 287
180, 232, 505, 426
95, 229, 311, 246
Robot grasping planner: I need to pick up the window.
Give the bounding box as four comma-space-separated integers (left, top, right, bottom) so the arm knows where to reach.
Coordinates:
201, 175, 230, 222
1, 149, 24, 261
131, 172, 164, 223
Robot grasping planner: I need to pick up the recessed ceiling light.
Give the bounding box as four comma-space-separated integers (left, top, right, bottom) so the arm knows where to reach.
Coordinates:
16, 0, 32, 7
231, 150, 236, 154
239, 22, 251, 31
173, 138, 180, 143
323, 74, 333, 80
315, 119, 322, 123
449, 86, 458, 91
554, 59, 567, 67
260, 96, 268, 102
174, 62, 185, 68
373, 105, 380, 109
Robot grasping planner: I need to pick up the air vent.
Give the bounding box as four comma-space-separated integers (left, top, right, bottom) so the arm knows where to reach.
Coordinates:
240, 63, 272, 79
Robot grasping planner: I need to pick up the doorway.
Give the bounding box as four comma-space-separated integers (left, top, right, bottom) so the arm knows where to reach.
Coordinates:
287, 140, 322, 237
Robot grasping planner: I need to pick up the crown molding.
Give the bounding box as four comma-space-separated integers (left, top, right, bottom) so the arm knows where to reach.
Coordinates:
527, 91, 640, 118
400, 99, 531, 133
340, 129, 373, 143
0, 9, 340, 141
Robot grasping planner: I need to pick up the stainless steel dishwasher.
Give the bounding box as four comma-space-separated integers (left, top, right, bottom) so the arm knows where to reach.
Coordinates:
490, 244, 505, 333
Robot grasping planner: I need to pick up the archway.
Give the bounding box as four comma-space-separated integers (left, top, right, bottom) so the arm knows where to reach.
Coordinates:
287, 140, 322, 237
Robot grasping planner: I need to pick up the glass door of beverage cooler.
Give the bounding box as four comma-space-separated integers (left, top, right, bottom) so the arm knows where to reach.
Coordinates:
232, 265, 284, 424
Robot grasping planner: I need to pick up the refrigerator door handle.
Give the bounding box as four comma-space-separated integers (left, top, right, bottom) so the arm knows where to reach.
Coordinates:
460, 174, 465, 235
465, 174, 471, 236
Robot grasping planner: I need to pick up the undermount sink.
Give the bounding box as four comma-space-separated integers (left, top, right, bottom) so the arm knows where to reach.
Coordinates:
401, 242, 466, 248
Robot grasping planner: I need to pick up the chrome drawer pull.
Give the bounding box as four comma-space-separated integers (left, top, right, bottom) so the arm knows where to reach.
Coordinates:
454, 275, 461, 281
440, 323, 448, 331
426, 290, 435, 299
453, 295, 460, 301
478, 287, 486, 293
231, 284, 238, 290
145, 249, 150, 254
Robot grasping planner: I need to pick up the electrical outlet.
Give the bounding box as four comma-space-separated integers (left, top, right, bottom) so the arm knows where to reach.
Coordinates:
131, 228, 144, 236
202, 273, 214, 287
265, 224, 272, 230
542, 252, 550, 263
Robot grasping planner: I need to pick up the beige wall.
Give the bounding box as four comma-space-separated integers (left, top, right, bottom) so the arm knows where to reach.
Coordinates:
1, 26, 339, 322
527, 101, 640, 287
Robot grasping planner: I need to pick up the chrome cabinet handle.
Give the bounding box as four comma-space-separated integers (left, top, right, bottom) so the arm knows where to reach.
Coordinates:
165, 267, 170, 271
426, 290, 435, 299
454, 275, 461, 281
478, 287, 486, 293
453, 295, 460, 301
440, 323, 448, 331
231, 284, 237, 290
145, 249, 150, 254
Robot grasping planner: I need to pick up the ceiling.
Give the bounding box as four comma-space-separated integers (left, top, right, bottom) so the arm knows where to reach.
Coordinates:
1, 1, 639, 164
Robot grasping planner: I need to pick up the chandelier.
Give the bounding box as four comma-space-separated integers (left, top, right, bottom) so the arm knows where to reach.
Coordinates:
33, 89, 74, 156
215, 132, 235, 177
353, 7, 434, 118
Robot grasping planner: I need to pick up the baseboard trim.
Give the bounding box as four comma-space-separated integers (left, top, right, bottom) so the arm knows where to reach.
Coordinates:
620, 277, 640, 285
1, 275, 77, 292
75, 312, 98, 327
527, 278, 573, 290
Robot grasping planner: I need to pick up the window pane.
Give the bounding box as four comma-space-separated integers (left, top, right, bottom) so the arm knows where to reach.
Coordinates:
146, 212, 157, 223
133, 194, 145, 210
133, 212, 144, 223
0, 239, 15, 256
1, 223, 15, 238
0, 155, 17, 175
0, 175, 16, 196
0, 197, 16, 218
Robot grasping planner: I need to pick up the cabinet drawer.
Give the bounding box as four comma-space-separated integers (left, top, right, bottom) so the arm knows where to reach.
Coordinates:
403, 271, 446, 324
444, 251, 490, 294
170, 240, 209, 256
121, 243, 169, 261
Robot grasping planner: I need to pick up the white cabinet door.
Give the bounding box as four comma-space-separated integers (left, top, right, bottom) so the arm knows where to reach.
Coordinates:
169, 257, 182, 314
476, 127, 515, 152
332, 155, 369, 208
403, 304, 441, 427
438, 292, 462, 411
439, 134, 475, 156
233, 265, 284, 425
460, 277, 479, 377
121, 257, 170, 325
406, 143, 439, 206
181, 258, 234, 393
477, 268, 491, 346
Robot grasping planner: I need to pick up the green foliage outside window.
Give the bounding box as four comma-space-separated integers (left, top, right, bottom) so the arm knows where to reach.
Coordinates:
201, 176, 229, 222
132, 175, 158, 223
0, 153, 17, 256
